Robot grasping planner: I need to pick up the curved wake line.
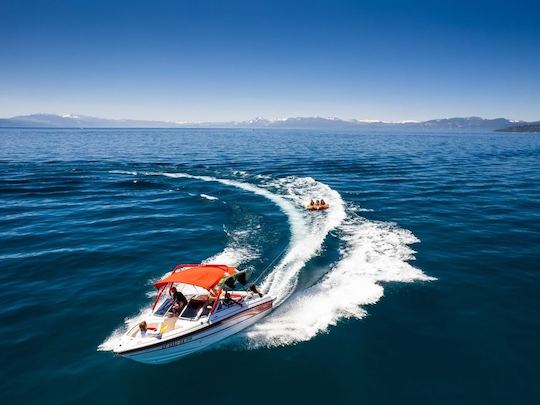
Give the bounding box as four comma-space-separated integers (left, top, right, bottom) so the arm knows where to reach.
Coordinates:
158, 172, 346, 305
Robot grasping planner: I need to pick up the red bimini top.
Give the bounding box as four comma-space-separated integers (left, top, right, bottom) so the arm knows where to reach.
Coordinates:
154, 264, 236, 291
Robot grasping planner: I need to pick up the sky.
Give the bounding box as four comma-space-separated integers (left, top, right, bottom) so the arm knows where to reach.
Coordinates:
1, 0, 539, 122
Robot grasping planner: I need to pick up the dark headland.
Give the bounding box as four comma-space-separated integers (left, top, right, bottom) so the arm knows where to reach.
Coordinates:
496, 122, 540, 133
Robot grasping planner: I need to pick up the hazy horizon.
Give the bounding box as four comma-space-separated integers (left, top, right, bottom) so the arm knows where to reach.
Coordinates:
1, 0, 539, 122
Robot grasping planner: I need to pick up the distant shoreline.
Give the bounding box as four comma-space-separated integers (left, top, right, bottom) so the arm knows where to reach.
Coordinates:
1, 126, 539, 133
2, 114, 539, 132
0, 126, 531, 133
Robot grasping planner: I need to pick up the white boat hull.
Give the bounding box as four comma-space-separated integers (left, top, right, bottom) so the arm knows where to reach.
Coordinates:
116, 299, 272, 364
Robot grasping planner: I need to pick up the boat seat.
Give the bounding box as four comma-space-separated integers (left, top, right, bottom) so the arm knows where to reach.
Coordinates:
159, 316, 177, 334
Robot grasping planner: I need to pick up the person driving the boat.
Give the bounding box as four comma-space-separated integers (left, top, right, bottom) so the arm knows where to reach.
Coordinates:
170, 286, 188, 315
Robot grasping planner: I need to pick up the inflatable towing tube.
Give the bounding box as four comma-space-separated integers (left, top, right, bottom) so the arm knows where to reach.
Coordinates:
306, 204, 330, 211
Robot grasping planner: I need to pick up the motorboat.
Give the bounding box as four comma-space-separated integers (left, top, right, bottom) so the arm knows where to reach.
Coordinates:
112, 264, 273, 364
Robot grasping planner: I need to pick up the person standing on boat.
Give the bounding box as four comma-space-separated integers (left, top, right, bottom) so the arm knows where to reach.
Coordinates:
170, 286, 188, 315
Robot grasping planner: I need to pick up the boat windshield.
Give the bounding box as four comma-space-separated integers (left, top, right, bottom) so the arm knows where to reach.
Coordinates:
180, 299, 207, 319
152, 284, 209, 317
154, 297, 173, 316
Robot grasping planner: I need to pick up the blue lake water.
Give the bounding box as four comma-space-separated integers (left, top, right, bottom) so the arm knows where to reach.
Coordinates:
1, 128, 539, 404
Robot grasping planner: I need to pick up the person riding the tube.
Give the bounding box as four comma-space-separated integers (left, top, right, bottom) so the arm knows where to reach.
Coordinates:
170, 286, 188, 315
320, 198, 326, 207
315, 199, 320, 206
309, 199, 314, 206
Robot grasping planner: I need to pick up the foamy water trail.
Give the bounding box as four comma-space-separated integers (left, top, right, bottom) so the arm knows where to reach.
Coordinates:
259, 176, 346, 304
244, 214, 435, 347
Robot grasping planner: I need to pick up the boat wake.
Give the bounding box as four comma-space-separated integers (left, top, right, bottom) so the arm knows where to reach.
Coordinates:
244, 216, 434, 347
99, 169, 433, 352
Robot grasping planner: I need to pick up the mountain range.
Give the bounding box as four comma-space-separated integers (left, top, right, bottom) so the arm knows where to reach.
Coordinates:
0, 113, 534, 131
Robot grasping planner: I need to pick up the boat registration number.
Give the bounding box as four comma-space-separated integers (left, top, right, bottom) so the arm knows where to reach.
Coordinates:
162, 335, 194, 349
